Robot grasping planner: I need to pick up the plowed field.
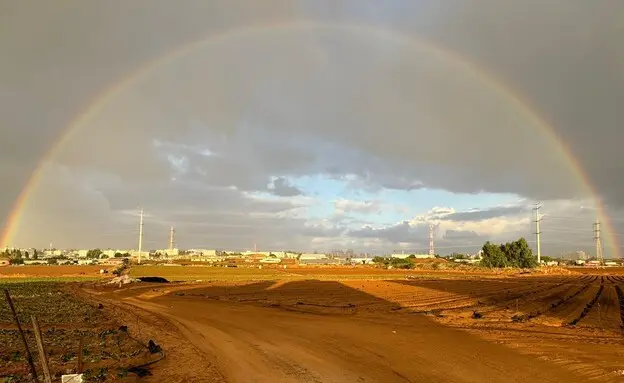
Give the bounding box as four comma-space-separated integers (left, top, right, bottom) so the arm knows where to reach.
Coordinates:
76, 269, 624, 382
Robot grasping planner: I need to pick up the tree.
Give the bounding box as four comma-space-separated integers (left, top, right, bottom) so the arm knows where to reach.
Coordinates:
372, 256, 387, 264
480, 241, 508, 268
450, 253, 466, 259
481, 238, 537, 269
87, 249, 102, 259
502, 237, 536, 268
408, 254, 416, 259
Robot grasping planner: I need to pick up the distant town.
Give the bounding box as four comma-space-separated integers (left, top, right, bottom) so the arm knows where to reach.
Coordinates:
0, 246, 441, 266
0, 246, 617, 268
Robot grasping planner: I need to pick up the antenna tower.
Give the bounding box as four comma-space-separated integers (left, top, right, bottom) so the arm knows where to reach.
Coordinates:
428, 224, 435, 256
169, 225, 175, 251
138, 209, 144, 264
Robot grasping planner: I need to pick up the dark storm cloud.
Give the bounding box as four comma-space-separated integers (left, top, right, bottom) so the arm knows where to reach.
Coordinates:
442, 230, 482, 241
270, 177, 304, 197
1, 1, 623, 253
348, 221, 420, 244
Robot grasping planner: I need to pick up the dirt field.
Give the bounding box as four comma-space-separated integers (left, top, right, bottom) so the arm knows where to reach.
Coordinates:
128, 264, 538, 282
5, 266, 624, 381
71, 268, 624, 382
0, 265, 111, 279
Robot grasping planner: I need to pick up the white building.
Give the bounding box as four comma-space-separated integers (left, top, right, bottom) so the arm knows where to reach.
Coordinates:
188, 249, 218, 257
299, 253, 328, 260
130, 251, 150, 260
155, 248, 180, 257
259, 257, 281, 264
605, 261, 618, 267
75, 250, 89, 258
101, 250, 117, 258
391, 253, 434, 259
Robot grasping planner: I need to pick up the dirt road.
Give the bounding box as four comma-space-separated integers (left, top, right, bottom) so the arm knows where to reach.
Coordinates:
88, 283, 584, 382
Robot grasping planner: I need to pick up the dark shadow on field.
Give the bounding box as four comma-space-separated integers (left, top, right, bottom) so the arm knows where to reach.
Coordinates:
143, 278, 584, 382
164, 279, 400, 314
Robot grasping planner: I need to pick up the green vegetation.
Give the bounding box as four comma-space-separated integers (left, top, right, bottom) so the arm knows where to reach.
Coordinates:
87, 249, 103, 259
371, 256, 414, 269
480, 237, 538, 268
0, 282, 154, 381
0, 249, 25, 265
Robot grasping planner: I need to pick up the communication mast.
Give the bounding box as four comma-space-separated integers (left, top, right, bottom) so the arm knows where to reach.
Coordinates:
429, 224, 435, 256
137, 209, 144, 264
169, 225, 175, 251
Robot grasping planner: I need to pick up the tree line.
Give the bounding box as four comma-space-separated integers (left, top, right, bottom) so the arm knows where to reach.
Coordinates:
369, 237, 538, 269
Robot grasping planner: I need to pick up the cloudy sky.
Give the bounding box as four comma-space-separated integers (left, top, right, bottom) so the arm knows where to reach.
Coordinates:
1, 1, 623, 256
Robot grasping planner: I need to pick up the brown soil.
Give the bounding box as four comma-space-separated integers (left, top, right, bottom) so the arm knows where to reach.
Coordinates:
0, 265, 110, 278
78, 272, 624, 382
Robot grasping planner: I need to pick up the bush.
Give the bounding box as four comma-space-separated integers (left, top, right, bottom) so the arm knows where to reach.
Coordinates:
481, 237, 538, 269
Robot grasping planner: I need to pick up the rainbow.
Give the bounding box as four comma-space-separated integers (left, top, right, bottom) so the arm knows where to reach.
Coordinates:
1, 21, 619, 256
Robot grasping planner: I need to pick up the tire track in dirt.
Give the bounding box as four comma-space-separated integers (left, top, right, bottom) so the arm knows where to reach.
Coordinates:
500, 280, 592, 323
454, 276, 592, 324
614, 285, 624, 329
519, 277, 602, 325
428, 277, 577, 315
568, 277, 605, 326
439, 277, 584, 320
368, 279, 551, 313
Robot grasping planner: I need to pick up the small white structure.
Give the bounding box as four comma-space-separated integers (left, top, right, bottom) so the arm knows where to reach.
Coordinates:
391, 253, 433, 259
544, 261, 559, 266
299, 253, 328, 260
23, 260, 48, 265
605, 261, 618, 267
62, 374, 83, 383
259, 257, 281, 264
75, 250, 89, 258
351, 257, 375, 265
130, 251, 150, 259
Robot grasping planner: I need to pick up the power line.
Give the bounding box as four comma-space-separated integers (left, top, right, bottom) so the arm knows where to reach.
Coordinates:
594, 220, 604, 265
543, 215, 624, 223
534, 202, 542, 263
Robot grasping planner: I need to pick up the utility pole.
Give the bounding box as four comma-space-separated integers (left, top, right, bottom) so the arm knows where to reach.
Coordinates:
428, 224, 435, 257
138, 209, 144, 264
594, 220, 603, 265
534, 203, 542, 264
169, 225, 175, 251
